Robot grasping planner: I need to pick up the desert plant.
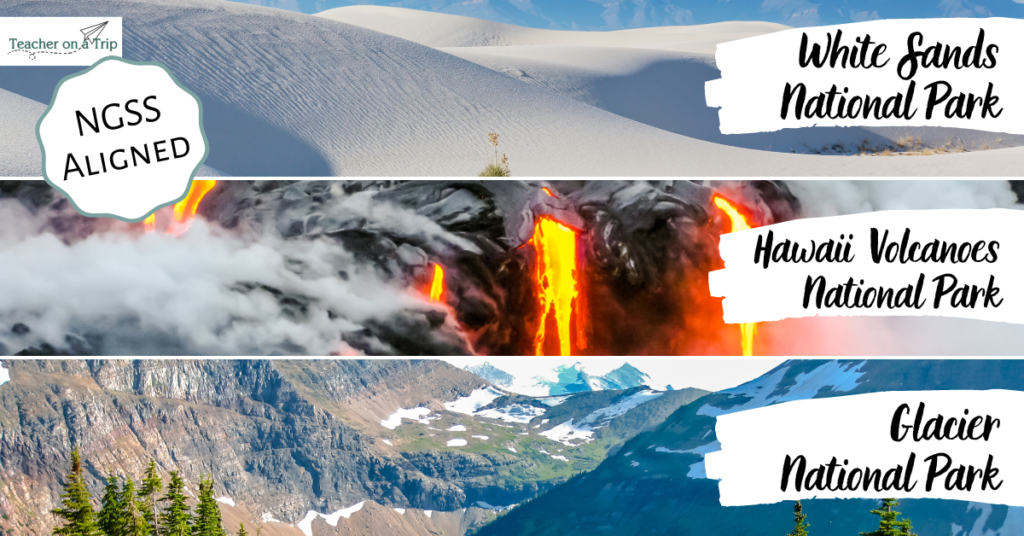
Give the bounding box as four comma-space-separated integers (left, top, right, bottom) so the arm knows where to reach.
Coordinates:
480, 133, 510, 177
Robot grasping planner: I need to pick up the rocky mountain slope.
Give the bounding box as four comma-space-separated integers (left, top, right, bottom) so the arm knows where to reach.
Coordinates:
476, 360, 1024, 536
0, 359, 488, 534
0, 358, 705, 535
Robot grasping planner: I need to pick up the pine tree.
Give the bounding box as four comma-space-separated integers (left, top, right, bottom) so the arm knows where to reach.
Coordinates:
119, 478, 151, 536
192, 476, 225, 536
159, 471, 192, 536
97, 474, 124, 536
860, 498, 917, 536
788, 500, 809, 536
140, 460, 163, 536
52, 448, 101, 536
235, 523, 247, 536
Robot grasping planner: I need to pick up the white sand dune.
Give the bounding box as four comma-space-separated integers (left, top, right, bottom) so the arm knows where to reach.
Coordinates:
0, 88, 44, 176
324, 6, 1024, 156
0, 0, 1021, 177
444, 45, 1024, 153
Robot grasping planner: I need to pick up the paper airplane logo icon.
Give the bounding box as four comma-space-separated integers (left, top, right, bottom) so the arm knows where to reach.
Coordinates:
80, 21, 108, 43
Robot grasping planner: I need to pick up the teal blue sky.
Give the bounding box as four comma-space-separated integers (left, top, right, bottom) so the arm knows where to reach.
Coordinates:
228, 0, 1024, 30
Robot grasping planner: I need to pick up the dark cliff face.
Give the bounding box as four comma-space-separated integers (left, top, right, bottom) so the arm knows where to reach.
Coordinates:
0, 359, 489, 535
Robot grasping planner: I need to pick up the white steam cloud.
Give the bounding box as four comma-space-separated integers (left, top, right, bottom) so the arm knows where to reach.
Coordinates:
763, 180, 1024, 355
788, 180, 1019, 216
0, 197, 453, 356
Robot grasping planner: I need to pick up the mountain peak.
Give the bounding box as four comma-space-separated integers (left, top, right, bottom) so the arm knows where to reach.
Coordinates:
464, 362, 514, 387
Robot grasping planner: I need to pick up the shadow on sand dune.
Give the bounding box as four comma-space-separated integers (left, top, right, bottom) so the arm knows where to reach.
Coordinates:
0, 66, 332, 176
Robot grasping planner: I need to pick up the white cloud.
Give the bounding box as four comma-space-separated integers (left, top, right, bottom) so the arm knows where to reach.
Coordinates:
0, 200, 451, 356
849, 10, 881, 21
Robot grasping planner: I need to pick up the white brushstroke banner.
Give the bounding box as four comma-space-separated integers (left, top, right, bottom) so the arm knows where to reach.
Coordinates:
706, 18, 1024, 134
705, 390, 1024, 507
708, 209, 1024, 325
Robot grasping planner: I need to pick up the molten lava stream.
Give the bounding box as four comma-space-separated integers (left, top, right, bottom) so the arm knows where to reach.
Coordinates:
143, 180, 217, 235
428, 263, 445, 303
713, 195, 757, 357
530, 216, 585, 357
169, 179, 217, 236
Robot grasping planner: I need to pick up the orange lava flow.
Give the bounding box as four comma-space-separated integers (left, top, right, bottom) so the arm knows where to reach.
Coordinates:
713, 195, 757, 357
143, 180, 217, 235
429, 263, 445, 303
168, 180, 217, 236
530, 216, 585, 357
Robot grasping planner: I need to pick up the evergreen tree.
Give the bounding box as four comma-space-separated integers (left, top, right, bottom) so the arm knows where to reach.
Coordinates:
119, 478, 151, 536
860, 498, 917, 536
52, 448, 101, 536
140, 460, 163, 536
97, 474, 124, 536
235, 523, 247, 536
192, 476, 225, 536
159, 471, 192, 536
788, 500, 809, 536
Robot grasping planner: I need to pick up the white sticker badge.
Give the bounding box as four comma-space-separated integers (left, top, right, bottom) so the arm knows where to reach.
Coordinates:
37, 57, 207, 222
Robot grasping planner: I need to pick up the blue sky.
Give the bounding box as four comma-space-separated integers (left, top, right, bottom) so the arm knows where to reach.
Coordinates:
232, 0, 1024, 30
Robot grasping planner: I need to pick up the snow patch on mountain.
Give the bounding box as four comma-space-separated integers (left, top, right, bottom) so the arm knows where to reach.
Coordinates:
673, 361, 867, 482
215, 497, 236, 507
540, 420, 595, 445
0, 363, 8, 387
539, 396, 569, 406
474, 403, 547, 423
380, 407, 435, 430
655, 440, 721, 456
444, 386, 505, 414
297, 502, 365, 536
447, 438, 468, 447
541, 390, 663, 446
698, 361, 866, 418
446, 424, 467, 432
581, 390, 663, 424
476, 501, 517, 511
958, 503, 1024, 536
